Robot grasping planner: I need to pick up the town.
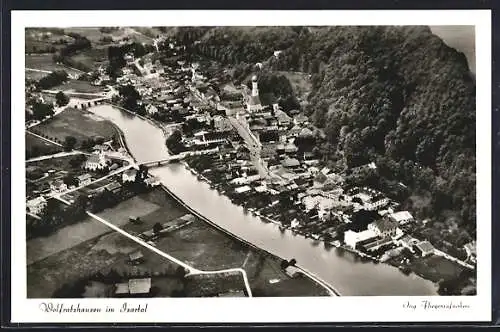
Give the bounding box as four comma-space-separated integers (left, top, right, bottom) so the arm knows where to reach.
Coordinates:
25, 27, 476, 297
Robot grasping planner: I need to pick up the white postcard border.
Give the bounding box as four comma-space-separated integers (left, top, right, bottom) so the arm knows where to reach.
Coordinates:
11, 9, 491, 323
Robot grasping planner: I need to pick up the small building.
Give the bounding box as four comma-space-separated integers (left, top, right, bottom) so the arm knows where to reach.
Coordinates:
414, 240, 435, 257
463, 241, 477, 263
129, 216, 142, 224
122, 169, 138, 182
104, 181, 122, 193
144, 176, 160, 187
389, 211, 414, 225
285, 265, 301, 278
396, 234, 417, 253
129, 278, 152, 295
50, 179, 67, 193
293, 114, 308, 126
282, 158, 301, 169
128, 251, 145, 264
114, 278, 152, 297
368, 218, 398, 237
146, 104, 159, 115
235, 185, 252, 194
344, 229, 378, 249
77, 173, 92, 187
26, 196, 47, 215
275, 109, 291, 127
85, 153, 108, 171
179, 214, 196, 223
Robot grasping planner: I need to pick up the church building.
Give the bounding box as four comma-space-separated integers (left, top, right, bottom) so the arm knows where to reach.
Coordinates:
246, 75, 263, 113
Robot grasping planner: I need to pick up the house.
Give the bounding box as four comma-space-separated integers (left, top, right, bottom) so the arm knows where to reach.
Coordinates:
85, 153, 108, 171
293, 114, 308, 126
122, 169, 137, 182
396, 235, 417, 253
26, 196, 47, 215
289, 125, 303, 137
415, 240, 435, 257
128, 278, 152, 295
129, 251, 145, 264
365, 195, 390, 211
212, 115, 232, 132
144, 176, 160, 187
284, 143, 298, 154
389, 211, 414, 225
104, 181, 122, 193
50, 179, 67, 193
285, 265, 301, 278
298, 127, 314, 138
145, 104, 159, 115
77, 173, 92, 187
464, 241, 477, 263
235, 185, 252, 194
275, 109, 291, 127
114, 278, 152, 297
368, 218, 398, 237
344, 229, 378, 249
282, 158, 301, 169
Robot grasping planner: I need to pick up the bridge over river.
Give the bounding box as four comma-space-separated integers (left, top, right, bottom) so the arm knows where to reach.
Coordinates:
138, 147, 220, 168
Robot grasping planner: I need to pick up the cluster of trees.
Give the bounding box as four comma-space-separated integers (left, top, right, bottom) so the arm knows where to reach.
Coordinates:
27, 196, 88, 239
117, 84, 144, 114
107, 42, 154, 77
165, 130, 186, 154
36, 70, 68, 90
30, 101, 54, 120
182, 26, 476, 240
55, 91, 69, 107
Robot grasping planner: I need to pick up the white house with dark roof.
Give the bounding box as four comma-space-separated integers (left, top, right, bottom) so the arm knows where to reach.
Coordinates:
85, 152, 108, 171
122, 169, 137, 182
77, 173, 92, 187
27, 196, 47, 215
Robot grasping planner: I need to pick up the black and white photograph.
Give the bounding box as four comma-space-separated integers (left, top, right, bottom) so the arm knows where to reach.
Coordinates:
10, 9, 492, 323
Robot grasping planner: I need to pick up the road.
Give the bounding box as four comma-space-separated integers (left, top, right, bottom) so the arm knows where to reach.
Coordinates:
51, 164, 134, 201
434, 249, 474, 270
26, 130, 62, 146
25, 150, 90, 163
87, 212, 253, 297
25, 68, 52, 74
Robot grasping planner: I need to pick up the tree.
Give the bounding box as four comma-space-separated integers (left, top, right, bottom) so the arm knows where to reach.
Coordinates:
63, 136, 77, 151
153, 222, 163, 234
69, 154, 86, 168
32, 102, 54, 121
63, 174, 78, 187
55, 91, 70, 107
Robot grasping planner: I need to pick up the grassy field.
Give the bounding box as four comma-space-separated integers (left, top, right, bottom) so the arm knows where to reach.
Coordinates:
53, 79, 106, 94
25, 69, 50, 80
25, 54, 82, 77
26, 131, 62, 156
27, 226, 186, 298
34, 108, 119, 144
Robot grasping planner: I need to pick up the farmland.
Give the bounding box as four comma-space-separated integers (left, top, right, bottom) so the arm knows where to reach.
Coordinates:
53, 79, 106, 94
25, 54, 82, 77
32, 108, 120, 144
26, 131, 62, 157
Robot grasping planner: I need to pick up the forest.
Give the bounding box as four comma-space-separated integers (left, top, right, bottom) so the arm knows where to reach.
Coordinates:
169, 26, 476, 240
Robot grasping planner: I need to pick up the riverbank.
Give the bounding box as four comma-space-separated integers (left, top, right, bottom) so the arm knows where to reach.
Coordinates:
87, 103, 438, 296
88, 104, 337, 296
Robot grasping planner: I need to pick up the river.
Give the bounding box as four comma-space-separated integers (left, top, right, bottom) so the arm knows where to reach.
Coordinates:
88, 104, 438, 296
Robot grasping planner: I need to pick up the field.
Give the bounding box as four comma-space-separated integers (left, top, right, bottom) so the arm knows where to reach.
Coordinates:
25, 69, 50, 80
33, 108, 120, 144
53, 79, 106, 94
25, 54, 82, 77
87, 187, 329, 296
26, 131, 62, 156
27, 228, 185, 298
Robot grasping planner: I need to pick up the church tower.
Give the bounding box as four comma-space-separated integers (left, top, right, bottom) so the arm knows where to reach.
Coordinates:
251, 75, 259, 97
